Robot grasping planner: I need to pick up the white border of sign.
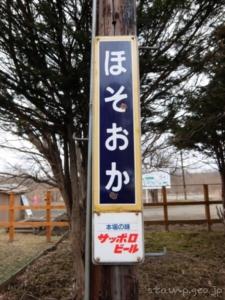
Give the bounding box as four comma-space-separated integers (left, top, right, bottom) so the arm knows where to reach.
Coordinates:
93, 212, 144, 264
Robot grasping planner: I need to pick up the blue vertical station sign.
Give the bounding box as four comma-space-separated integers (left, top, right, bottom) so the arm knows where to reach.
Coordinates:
93, 36, 142, 212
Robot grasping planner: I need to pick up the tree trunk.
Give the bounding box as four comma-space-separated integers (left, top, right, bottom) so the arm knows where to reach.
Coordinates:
71, 202, 85, 300
91, 1, 139, 299
32, 129, 88, 298
68, 126, 86, 300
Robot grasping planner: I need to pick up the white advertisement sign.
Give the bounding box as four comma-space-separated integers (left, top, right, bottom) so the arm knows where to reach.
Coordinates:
142, 171, 171, 189
93, 212, 144, 264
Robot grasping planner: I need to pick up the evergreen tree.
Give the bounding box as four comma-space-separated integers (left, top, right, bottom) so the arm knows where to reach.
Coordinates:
169, 24, 225, 206
0, 0, 224, 297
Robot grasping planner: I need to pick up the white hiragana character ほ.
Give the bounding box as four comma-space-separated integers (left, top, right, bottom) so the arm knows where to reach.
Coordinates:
105, 162, 130, 192
105, 51, 127, 76
105, 86, 127, 112
105, 123, 129, 151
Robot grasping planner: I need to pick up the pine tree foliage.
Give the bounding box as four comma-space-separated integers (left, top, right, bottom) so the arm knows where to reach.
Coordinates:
168, 24, 225, 204
138, 0, 225, 133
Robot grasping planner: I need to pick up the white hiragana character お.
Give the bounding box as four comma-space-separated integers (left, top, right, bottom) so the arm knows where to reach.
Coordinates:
105, 51, 127, 76
105, 86, 127, 112
105, 162, 130, 192
105, 123, 129, 151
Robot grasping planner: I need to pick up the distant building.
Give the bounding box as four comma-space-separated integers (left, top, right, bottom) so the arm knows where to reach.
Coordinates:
0, 184, 27, 222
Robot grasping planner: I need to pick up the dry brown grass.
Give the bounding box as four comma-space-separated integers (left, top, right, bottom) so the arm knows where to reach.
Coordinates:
0, 230, 59, 285
1, 225, 225, 300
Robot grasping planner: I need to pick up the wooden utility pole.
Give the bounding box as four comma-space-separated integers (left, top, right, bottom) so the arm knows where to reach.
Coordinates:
98, 0, 136, 36
91, 1, 139, 299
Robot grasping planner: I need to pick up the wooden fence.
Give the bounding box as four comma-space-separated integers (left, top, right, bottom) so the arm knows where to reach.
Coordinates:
144, 185, 222, 231
0, 191, 69, 242
0, 185, 223, 242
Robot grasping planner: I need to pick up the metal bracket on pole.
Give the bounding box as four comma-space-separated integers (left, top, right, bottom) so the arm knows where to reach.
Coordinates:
73, 137, 88, 141
145, 247, 167, 257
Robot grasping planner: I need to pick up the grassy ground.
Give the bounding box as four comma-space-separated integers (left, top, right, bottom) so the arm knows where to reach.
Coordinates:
0, 229, 60, 285
1, 225, 225, 299
0, 239, 73, 300
139, 225, 225, 299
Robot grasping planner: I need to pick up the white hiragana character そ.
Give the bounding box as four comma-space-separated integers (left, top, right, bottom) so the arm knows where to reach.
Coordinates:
105, 162, 130, 192
105, 51, 127, 76
105, 123, 129, 151
105, 86, 127, 112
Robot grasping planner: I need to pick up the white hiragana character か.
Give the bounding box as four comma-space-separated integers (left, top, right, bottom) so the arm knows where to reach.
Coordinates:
105, 86, 127, 112
105, 162, 130, 192
105, 51, 127, 76
105, 123, 129, 151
